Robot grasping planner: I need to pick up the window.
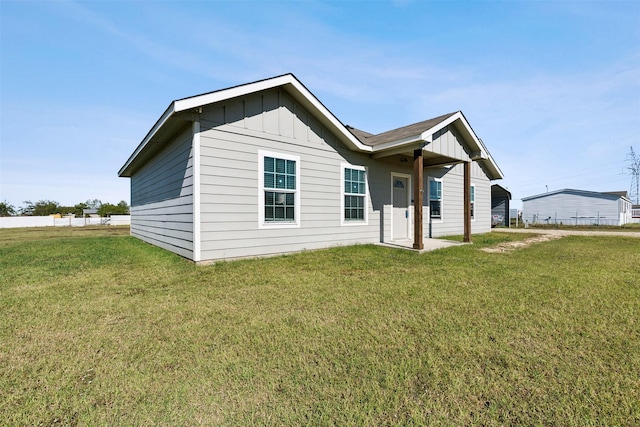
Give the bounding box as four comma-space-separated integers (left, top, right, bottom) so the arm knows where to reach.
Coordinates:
470, 184, 475, 220
342, 164, 367, 224
259, 151, 300, 228
429, 178, 442, 219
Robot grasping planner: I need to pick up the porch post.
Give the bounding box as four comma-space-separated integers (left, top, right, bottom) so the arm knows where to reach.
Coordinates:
463, 161, 471, 243
413, 148, 424, 250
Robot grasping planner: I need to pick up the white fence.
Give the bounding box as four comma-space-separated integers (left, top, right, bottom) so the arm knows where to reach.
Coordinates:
0, 215, 131, 228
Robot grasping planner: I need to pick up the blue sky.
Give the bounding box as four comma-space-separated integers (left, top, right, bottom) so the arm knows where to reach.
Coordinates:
1, 0, 639, 209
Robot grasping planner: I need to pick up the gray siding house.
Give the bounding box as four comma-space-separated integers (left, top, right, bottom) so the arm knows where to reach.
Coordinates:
522, 189, 633, 226
119, 74, 503, 263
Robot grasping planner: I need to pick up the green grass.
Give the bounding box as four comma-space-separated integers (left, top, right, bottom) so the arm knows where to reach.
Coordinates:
1, 227, 639, 425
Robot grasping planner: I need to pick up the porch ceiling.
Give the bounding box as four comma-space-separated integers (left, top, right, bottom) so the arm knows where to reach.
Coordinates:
392, 150, 466, 169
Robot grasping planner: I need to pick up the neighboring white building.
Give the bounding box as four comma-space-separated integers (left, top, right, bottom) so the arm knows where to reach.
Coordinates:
522, 189, 633, 226
119, 74, 504, 263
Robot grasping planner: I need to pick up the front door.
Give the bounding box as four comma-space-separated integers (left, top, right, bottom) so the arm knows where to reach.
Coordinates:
392, 175, 410, 240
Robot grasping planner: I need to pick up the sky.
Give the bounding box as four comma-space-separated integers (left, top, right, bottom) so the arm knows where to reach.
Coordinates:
1, 0, 639, 210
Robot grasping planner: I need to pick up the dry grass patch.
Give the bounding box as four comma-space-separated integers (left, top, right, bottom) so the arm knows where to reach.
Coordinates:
481, 233, 565, 253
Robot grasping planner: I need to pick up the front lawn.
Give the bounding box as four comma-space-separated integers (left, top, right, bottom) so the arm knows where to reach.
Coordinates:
1, 228, 638, 425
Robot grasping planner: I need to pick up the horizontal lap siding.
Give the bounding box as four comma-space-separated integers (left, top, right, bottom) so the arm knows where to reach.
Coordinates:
427, 162, 491, 238
130, 128, 194, 259
472, 162, 492, 233
197, 89, 381, 261
433, 166, 464, 237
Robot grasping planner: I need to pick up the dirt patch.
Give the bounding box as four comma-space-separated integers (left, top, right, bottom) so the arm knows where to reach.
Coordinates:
481, 233, 565, 253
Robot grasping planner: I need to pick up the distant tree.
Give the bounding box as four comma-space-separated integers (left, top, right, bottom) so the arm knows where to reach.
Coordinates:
0, 201, 16, 217
19, 201, 34, 216
58, 205, 77, 216
21, 200, 60, 216
98, 200, 129, 217
117, 200, 129, 213
85, 199, 102, 209
74, 202, 89, 217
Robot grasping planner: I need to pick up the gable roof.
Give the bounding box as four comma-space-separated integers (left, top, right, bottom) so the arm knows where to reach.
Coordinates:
350, 110, 503, 179
353, 112, 458, 146
491, 184, 512, 199
119, 74, 370, 177
119, 73, 503, 180
522, 188, 631, 202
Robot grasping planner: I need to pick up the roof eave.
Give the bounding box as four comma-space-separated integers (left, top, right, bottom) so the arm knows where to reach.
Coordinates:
119, 74, 372, 177
118, 103, 176, 177
370, 111, 504, 180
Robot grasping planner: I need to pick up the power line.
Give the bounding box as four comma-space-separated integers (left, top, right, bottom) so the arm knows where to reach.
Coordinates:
628, 146, 640, 204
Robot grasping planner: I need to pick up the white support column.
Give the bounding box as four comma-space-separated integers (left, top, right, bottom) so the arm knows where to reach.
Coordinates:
193, 119, 202, 262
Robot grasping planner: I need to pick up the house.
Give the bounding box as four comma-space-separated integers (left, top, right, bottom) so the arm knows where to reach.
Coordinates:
491, 184, 511, 227
118, 74, 504, 263
522, 189, 633, 226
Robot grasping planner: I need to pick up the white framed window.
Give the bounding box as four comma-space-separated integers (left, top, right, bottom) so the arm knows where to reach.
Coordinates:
470, 184, 475, 220
258, 150, 300, 228
429, 178, 442, 220
341, 164, 368, 225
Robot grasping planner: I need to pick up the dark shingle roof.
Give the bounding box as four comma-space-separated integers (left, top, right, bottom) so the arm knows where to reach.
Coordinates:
345, 126, 374, 143
347, 112, 458, 147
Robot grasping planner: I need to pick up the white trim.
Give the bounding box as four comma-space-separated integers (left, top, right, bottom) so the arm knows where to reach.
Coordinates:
118, 104, 175, 176
470, 183, 476, 222
428, 177, 444, 223
174, 74, 370, 153
192, 120, 201, 262
340, 163, 368, 226
120, 74, 372, 177
258, 150, 301, 229
371, 113, 465, 152
370, 111, 503, 180
390, 172, 412, 240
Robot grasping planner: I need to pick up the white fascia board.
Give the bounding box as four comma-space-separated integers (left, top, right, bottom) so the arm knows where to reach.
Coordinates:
370, 134, 424, 152
429, 112, 504, 179
118, 103, 176, 176
173, 75, 294, 113
421, 112, 486, 157
287, 78, 372, 152
370, 112, 468, 153
173, 74, 371, 153
370, 111, 504, 180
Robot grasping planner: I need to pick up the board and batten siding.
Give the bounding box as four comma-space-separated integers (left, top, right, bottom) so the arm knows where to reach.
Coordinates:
430, 125, 471, 162
195, 88, 401, 261
129, 126, 195, 259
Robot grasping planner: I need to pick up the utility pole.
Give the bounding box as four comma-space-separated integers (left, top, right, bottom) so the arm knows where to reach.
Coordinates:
628, 146, 640, 205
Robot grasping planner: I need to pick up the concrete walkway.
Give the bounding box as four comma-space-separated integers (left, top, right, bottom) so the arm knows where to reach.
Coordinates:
376, 228, 640, 255
377, 238, 468, 253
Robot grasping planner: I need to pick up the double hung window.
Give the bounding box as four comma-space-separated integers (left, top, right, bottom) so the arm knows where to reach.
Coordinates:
470, 184, 475, 220
342, 165, 367, 224
429, 178, 442, 219
259, 151, 300, 227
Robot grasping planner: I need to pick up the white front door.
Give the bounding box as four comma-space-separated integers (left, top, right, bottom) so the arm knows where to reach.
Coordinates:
392, 175, 410, 240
